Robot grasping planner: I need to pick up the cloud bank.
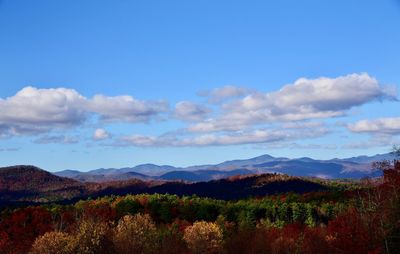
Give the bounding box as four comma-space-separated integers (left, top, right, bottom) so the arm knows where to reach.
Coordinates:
348, 117, 400, 135
189, 73, 396, 133
0, 73, 397, 149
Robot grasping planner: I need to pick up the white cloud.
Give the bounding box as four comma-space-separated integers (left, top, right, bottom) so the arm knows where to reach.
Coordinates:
199, 85, 250, 103
119, 130, 288, 147
281, 122, 325, 129
87, 95, 168, 122
93, 128, 110, 140
348, 117, 400, 135
231, 73, 394, 113
173, 101, 211, 121
0, 86, 86, 136
0, 86, 169, 137
115, 126, 328, 147
189, 73, 396, 132
1, 73, 396, 150
187, 119, 247, 133
183, 130, 288, 146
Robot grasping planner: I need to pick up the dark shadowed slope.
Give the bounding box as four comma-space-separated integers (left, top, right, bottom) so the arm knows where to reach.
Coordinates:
80, 173, 330, 201
0, 166, 331, 205
159, 169, 254, 182
0, 165, 86, 204
148, 174, 329, 200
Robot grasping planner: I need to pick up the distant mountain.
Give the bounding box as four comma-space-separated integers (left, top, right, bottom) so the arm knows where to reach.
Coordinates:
215, 154, 281, 168
253, 159, 379, 179
55, 153, 391, 182
339, 153, 396, 164
130, 164, 178, 175
85, 164, 179, 176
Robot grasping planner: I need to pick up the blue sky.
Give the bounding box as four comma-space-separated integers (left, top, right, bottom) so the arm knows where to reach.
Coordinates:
0, 0, 400, 171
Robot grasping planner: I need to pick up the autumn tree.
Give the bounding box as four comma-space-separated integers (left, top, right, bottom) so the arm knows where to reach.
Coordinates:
183, 221, 223, 254
113, 213, 158, 254
71, 219, 111, 254
30, 231, 74, 254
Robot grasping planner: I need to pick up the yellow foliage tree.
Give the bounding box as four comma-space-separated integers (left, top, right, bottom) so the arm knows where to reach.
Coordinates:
113, 213, 157, 254
71, 219, 110, 254
183, 221, 223, 254
30, 231, 74, 254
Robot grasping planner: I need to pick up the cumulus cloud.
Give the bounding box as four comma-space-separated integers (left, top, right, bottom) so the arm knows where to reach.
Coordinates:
87, 95, 168, 122
229, 73, 394, 113
199, 85, 250, 103
0, 86, 168, 137
173, 101, 211, 121
348, 117, 400, 135
0, 87, 86, 136
93, 128, 110, 140
189, 73, 396, 132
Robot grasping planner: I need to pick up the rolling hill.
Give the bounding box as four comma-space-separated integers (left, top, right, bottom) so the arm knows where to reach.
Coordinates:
0, 165, 86, 204
0, 165, 332, 206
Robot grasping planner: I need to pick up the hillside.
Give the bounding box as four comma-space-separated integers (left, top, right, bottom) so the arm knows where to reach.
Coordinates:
148, 174, 330, 200
0, 165, 86, 204
0, 166, 334, 205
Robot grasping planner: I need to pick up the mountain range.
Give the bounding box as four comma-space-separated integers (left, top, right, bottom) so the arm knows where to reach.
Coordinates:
54, 153, 393, 182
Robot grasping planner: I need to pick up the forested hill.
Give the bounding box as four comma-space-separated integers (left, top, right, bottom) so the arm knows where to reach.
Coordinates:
0, 165, 87, 204
0, 165, 334, 206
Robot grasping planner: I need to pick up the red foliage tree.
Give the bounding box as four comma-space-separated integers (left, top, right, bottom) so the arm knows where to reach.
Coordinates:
0, 207, 53, 254
327, 208, 379, 254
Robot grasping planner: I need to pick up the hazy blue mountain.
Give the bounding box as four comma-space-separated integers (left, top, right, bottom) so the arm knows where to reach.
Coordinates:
216, 154, 280, 168
54, 153, 394, 182
253, 160, 375, 179
130, 164, 179, 175
339, 153, 396, 164
87, 164, 179, 176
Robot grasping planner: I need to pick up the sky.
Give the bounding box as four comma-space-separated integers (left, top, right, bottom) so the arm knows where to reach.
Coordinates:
0, 0, 400, 171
